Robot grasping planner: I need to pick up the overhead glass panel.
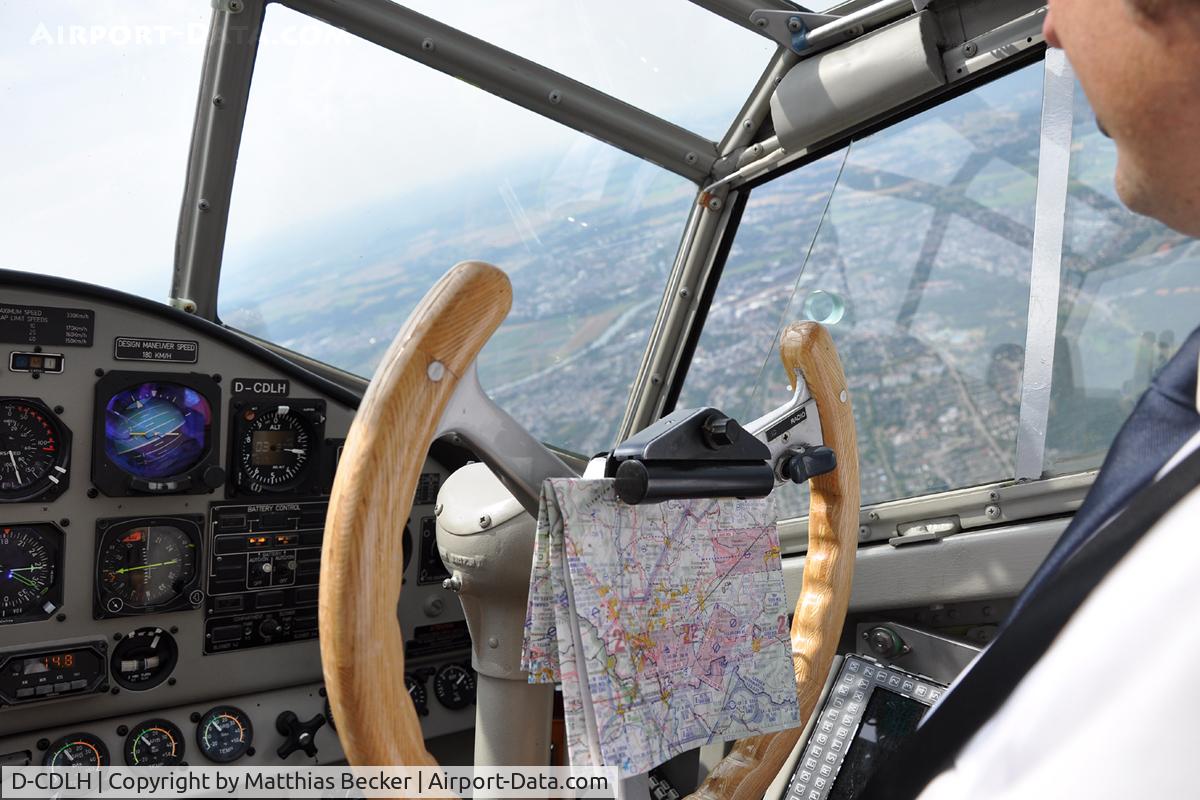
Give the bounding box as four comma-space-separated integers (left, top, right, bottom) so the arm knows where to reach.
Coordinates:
0, 0, 210, 301
398, 0, 777, 139
680, 64, 1045, 516
1043, 82, 1200, 476
220, 6, 696, 456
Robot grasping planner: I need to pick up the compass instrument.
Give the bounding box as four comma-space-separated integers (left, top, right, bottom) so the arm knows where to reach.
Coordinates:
93, 372, 223, 496
0, 398, 70, 503
43, 732, 110, 767
196, 705, 253, 763
95, 516, 203, 617
124, 718, 185, 766
0, 524, 62, 624
229, 400, 324, 496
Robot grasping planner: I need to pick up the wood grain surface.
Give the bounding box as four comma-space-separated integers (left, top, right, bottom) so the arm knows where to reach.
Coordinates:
319, 261, 511, 767
688, 321, 860, 800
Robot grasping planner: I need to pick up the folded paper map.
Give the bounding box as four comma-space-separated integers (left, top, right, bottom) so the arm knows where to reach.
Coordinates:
522, 479, 800, 777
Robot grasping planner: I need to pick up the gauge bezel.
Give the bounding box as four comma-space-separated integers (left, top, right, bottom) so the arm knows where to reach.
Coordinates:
93, 516, 204, 619
195, 704, 254, 763
227, 399, 325, 498
43, 731, 110, 767
0, 522, 64, 625
124, 718, 185, 766
108, 626, 179, 691
92, 371, 222, 497
0, 397, 71, 504
432, 662, 476, 711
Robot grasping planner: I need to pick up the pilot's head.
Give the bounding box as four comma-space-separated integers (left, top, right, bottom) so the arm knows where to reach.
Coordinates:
1043, 0, 1200, 237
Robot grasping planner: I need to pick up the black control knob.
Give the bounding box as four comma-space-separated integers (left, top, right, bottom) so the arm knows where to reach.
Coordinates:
783, 445, 837, 485
276, 711, 325, 759
701, 414, 740, 449
202, 465, 227, 490
258, 618, 281, 638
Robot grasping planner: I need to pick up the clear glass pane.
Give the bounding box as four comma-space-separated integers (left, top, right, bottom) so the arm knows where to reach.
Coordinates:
680, 63, 1045, 516
219, 6, 697, 456
398, 0, 776, 139
1044, 82, 1200, 475
0, 1, 210, 301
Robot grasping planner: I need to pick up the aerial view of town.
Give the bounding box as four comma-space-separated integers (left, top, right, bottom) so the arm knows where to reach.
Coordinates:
220, 64, 1200, 516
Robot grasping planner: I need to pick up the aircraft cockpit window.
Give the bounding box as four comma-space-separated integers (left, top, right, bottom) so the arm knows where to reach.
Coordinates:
0, 0, 211, 302
681, 64, 1045, 517
218, 5, 699, 456
1044, 80, 1200, 476
397, 0, 776, 140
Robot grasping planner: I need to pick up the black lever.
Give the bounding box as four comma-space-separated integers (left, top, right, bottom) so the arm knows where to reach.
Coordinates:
783, 445, 837, 485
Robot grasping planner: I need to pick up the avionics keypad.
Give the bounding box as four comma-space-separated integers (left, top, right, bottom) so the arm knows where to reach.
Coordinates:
785, 655, 946, 800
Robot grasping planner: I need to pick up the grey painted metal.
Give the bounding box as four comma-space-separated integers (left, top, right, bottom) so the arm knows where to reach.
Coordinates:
436, 362, 577, 518
942, 6, 1046, 83
615, 197, 734, 442
747, 10, 841, 53
770, 12, 946, 153
172, 0, 265, 320
779, 469, 1093, 553
279, 0, 716, 183
687, 0, 805, 34
716, 47, 797, 157
1016, 50, 1074, 479
802, 0, 916, 52
616, 48, 802, 442
782, 518, 1067, 612
855, 621, 980, 685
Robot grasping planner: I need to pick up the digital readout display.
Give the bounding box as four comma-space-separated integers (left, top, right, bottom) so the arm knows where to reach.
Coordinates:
828, 687, 928, 799
21, 652, 77, 675
251, 430, 295, 467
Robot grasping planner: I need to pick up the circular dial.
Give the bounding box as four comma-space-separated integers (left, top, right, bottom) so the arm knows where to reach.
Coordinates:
104, 382, 212, 480
0, 399, 68, 502
196, 705, 253, 763
124, 719, 184, 766
432, 664, 476, 710
0, 525, 60, 622
98, 523, 197, 612
43, 732, 109, 767
235, 406, 315, 493
406, 673, 428, 716
110, 627, 178, 690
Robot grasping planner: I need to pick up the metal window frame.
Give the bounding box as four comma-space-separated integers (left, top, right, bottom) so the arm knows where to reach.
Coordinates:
171, 0, 760, 319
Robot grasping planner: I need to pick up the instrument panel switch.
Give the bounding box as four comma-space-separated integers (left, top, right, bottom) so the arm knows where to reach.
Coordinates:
275, 710, 325, 759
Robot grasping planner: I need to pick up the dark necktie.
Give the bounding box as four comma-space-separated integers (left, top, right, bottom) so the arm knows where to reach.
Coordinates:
1010, 324, 1200, 617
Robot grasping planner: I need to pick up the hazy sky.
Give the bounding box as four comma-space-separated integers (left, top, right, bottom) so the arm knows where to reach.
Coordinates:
0, 0, 775, 302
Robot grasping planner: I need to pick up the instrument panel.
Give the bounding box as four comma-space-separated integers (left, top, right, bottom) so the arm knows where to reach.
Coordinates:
0, 271, 476, 760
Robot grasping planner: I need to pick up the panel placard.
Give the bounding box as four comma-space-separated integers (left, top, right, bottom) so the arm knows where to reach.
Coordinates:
0, 304, 94, 347
113, 337, 199, 363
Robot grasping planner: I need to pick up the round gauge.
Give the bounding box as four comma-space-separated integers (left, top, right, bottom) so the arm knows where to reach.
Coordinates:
196, 705, 253, 763
43, 732, 109, 767
124, 718, 185, 766
103, 382, 212, 481
406, 673, 429, 716
0, 398, 70, 503
234, 405, 316, 493
0, 524, 62, 623
432, 664, 476, 710
97, 521, 198, 613
110, 627, 178, 690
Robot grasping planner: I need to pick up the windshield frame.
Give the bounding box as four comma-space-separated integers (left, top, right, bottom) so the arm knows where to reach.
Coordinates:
167, 0, 1065, 527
